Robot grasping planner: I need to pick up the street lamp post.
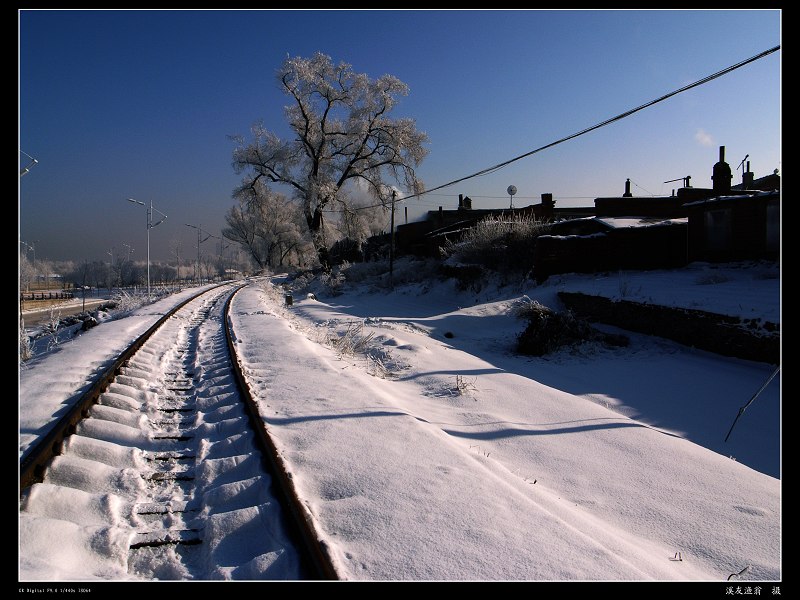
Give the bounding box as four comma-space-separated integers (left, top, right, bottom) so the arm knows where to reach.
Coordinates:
185, 224, 219, 284
20, 150, 38, 177
127, 198, 167, 298
20, 240, 36, 265
218, 239, 231, 280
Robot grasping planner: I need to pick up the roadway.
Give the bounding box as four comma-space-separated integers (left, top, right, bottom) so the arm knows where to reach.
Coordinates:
20, 297, 111, 327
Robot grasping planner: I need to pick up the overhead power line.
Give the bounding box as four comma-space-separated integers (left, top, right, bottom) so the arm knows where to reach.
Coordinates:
398, 44, 780, 201
630, 179, 654, 196
318, 44, 778, 215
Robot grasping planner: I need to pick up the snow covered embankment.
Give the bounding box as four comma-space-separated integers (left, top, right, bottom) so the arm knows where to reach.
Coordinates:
229, 281, 780, 581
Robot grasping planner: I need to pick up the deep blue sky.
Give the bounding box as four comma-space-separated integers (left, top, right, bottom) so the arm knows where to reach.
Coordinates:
19, 9, 781, 263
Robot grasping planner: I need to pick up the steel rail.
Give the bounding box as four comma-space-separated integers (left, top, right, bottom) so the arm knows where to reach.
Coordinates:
223, 284, 340, 581
19, 281, 336, 581
19, 284, 229, 490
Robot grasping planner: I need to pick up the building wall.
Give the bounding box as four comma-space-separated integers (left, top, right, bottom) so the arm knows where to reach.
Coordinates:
559, 291, 779, 365
536, 193, 778, 281
533, 223, 688, 282
595, 196, 686, 218
687, 193, 779, 262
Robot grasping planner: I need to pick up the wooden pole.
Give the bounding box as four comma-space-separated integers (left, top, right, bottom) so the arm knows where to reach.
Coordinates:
389, 190, 396, 289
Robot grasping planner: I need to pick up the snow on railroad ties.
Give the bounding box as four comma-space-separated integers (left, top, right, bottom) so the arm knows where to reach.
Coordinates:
19, 286, 306, 581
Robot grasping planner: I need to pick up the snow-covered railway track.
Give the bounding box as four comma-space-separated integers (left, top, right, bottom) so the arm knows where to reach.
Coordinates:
19, 284, 333, 580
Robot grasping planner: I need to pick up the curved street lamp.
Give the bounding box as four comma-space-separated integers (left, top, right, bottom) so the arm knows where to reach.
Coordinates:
127, 198, 167, 298
185, 223, 219, 284
20, 150, 38, 177
218, 239, 231, 280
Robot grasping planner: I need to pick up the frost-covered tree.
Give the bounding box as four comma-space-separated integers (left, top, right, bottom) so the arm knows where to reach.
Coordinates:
19, 252, 35, 293
223, 181, 315, 270
331, 179, 395, 243
85, 260, 109, 291
231, 52, 428, 263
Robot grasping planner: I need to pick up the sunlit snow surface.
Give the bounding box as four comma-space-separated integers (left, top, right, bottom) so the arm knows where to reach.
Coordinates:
19, 262, 780, 580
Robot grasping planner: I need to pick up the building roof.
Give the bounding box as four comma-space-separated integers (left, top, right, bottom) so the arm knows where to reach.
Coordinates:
596, 217, 688, 229
683, 190, 779, 208
549, 215, 686, 232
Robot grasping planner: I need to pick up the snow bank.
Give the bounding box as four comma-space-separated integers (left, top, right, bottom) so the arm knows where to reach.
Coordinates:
228, 277, 780, 580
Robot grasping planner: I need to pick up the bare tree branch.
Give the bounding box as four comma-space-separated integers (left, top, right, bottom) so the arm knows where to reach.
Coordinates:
230, 52, 428, 265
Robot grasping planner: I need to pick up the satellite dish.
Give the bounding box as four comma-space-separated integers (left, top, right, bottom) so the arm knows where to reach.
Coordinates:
507, 185, 518, 209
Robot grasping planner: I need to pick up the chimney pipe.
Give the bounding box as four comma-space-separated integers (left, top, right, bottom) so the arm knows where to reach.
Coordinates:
743, 160, 755, 190
712, 145, 732, 194
623, 178, 632, 197
541, 193, 554, 217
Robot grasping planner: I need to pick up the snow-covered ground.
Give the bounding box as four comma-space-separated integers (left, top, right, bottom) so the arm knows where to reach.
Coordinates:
18, 260, 780, 581
19, 284, 305, 581
19, 285, 220, 460
550, 260, 779, 325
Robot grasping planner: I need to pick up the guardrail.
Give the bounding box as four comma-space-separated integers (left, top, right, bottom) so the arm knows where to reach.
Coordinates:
20, 292, 75, 301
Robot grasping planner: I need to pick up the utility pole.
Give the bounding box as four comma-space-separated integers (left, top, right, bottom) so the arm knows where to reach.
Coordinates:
218, 239, 231, 281
127, 198, 167, 298
194, 225, 201, 283
185, 224, 219, 284
389, 189, 396, 290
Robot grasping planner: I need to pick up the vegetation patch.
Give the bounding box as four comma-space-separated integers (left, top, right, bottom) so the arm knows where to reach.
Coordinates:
442, 214, 552, 275
516, 300, 628, 356
439, 264, 485, 292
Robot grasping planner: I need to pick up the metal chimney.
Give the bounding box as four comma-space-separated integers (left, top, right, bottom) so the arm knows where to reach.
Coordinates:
743, 160, 754, 190
712, 145, 732, 194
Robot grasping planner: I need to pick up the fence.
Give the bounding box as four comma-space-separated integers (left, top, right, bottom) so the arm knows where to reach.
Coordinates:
20, 291, 75, 301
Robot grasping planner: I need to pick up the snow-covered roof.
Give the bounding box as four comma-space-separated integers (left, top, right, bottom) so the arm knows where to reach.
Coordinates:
545, 216, 687, 237
538, 231, 608, 240
683, 190, 779, 208
552, 216, 596, 224
595, 217, 688, 229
